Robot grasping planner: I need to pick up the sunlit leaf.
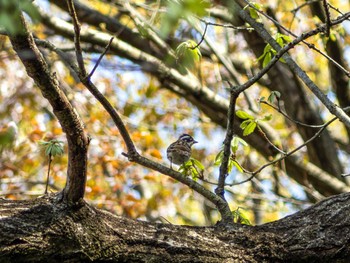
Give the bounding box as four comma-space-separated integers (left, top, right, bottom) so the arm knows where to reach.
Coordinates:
232, 207, 251, 225
261, 114, 272, 122
236, 110, 254, 120
240, 119, 252, 130
232, 160, 243, 173
262, 51, 272, 67
214, 150, 224, 166
175, 40, 201, 70
231, 136, 248, 153
243, 121, 257, 136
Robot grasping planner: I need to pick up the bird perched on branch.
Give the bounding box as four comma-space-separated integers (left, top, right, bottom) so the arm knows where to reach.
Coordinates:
167, 134, 197, 169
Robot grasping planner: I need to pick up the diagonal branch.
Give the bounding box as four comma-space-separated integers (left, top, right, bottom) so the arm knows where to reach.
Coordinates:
233, 1, 350, 129
44, 11, 235, 224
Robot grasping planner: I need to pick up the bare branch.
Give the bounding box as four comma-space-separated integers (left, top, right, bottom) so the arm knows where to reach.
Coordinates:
66, 0, 86, 76
322, 0, 331, 37
87, 37, 114, 79
260, 101, 326, 128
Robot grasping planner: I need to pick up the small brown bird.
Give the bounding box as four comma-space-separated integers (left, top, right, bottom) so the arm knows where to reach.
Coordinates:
166, 134, 197, 169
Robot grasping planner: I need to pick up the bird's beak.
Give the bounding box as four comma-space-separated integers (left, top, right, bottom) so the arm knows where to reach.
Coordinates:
194, 140, 198, 144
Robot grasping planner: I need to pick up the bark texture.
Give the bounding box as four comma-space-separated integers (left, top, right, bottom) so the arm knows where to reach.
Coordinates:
1, 192, 349, 262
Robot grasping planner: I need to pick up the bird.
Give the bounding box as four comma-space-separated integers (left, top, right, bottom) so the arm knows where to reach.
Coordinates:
167, 134, 197, 169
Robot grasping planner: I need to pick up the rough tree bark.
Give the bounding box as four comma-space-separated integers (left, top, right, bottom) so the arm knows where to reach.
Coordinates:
1, 192, 350, 262
2, 1, 350, 262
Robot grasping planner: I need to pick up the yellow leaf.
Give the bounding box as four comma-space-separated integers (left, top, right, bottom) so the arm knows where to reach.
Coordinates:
149, 149, 162, 159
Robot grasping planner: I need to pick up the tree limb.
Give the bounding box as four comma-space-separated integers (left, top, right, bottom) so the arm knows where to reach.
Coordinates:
8, 14, 89, 203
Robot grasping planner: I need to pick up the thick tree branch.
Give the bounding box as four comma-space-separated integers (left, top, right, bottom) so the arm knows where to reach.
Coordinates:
8, 14, 88, 203
1, 192, 350, 261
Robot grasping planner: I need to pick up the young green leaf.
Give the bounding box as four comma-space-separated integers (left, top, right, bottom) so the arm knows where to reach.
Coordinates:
231, 136, 248, 153
232, 160, 243, 173
236, 110, 254, 120
214, 150, 224, 166
175, 40, 202, 70
190, 158, 205, 171
268, 91, 281, 103
232, 207, 251, 225
240, 119, 252, 130
262, 51, 272, 67
243, 121, 257, 136
261, 114, 272, 122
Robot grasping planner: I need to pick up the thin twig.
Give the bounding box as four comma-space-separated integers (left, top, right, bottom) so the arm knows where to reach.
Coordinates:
66, 0, 86, 76
230, 116, 338, 186
256, 126, 286, 155
198, 18, 253, 31
243, 0, 350, 78
45, 154, 52, 194
290, 0, 322, 14
87, 37, 114, 79
260, 101, 326, 128
193, 22, 208, 49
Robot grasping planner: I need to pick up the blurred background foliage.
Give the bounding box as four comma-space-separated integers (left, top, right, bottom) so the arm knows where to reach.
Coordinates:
1, 0, 350, 226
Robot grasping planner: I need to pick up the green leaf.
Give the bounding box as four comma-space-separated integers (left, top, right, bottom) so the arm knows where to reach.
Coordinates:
232, 160, 243, 173
45, 144, 53, 156
39, 139, 64, 157
227, 158, 234, 173
190, 158, 205, 171
261, 114, 272, 122
175, 40, 201, 70
214, 150, 224, 166
262, 51, 272, 67
281, 34, 292, 43
263, 43, 272, 54
243, 121, 257, 136
268, 91, 281, 103
276, 36, 283, 47
240, 119, 252, 130
249, 7, 259, 19
160, 0, 210, 38
232, 208, 251, 225
248, 2, 261, 19
179, 158, 204, 179
231, 136, 247, 153
236, 110, 254, 120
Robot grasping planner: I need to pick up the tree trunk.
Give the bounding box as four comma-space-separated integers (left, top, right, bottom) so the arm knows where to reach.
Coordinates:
1, 193, 349, 262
